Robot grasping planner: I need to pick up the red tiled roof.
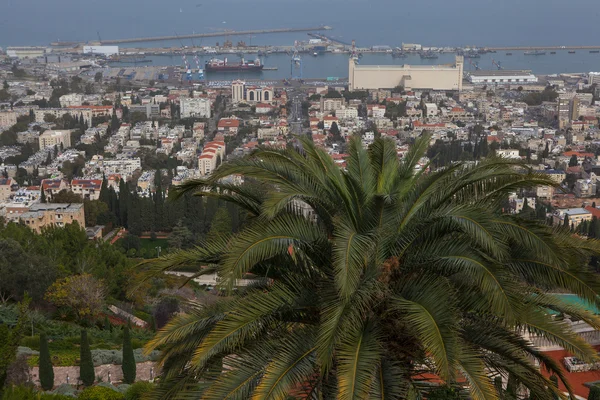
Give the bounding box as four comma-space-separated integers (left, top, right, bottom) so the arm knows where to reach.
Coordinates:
218, 119, 240, 128
540, 347, 600, 398
564, 151, 594, 158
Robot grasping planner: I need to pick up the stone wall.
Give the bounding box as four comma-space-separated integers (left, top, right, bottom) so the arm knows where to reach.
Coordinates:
29, 361, 159, 387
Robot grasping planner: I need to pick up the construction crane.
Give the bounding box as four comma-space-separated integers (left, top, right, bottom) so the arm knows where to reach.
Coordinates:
468, 59, 480, 70
290, 40, 303, 79
492, 58, 503, 70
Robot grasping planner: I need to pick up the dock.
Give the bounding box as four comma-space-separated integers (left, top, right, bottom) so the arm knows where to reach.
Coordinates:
56, 26, 332, 46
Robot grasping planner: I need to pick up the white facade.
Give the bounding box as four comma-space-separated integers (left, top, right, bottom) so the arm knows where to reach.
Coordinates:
6, 46, 47, 59
39, 130, 72, 150
0, 111, 17, 128
336, 107, 358, 120
83, 46, 119, 56
59, 94, 83, 107
467, 71, 538, 85
180, 98, 211, 118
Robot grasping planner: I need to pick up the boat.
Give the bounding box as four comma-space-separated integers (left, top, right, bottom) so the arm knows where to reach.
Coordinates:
568, 51, 576, 54
524, 50, 546, 55
419, 51, 438, 59
465, 51, 481, 58
591, 50, 600, 53
313, 52, 318, 57
204, 57, 264, 72
506, 52, 512, 55
550, 51, 556, 54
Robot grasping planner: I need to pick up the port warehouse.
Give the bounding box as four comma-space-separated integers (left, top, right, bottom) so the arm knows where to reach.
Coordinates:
348, 56, 464, 92
466, 70, 539, 85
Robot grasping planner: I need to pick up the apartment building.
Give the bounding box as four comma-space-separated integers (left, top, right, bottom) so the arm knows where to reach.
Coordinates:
198, 141, 226, 176
39, 130, 72, 150
0, 111, 17, 128
180, 98, 211, 118
0, 178, 13, 202
71, 179, 102, 200
19, 203, 85, 233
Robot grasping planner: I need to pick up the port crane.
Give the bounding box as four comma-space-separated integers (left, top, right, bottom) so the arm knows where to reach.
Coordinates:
175, 32, 193, 83
290, 40, 303, 80
492, 58, 503, 70
190, 34, 205, 81
468, 59, 480, 70
350, 40, 360, 64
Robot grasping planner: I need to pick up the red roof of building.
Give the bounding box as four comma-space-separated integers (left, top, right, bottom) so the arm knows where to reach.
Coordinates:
41, 179, 64, 190
539, 347, 600, 399
564, 151, 594, 158
218, 119, 240, 128
323, 116, 338, 121
199, 154, 215, 160
451, 107, 465, 112
71, 179, 102, 189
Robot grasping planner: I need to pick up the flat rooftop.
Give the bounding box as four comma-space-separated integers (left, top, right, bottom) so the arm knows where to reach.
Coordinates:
354, 64, 458, 70
468, 70, 534, 76
29, 203, 84, 212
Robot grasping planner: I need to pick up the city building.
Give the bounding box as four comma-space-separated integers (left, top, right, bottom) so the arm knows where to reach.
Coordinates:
180, 98, 211, 118
349, 56, 464, 92
336, 107, 359, 120
230, 80, 274, 104
82, 45, 119, 56
466, 70, 538, 85
322, 98, 345, 112
39, 130, 72, 150
0, 178, 13, 202
552, 208, 593, 227
6, 46, 47, 59
129, 104, 160, 119
19, 203, 85, 233
70, 179, 103, 200
34, 108, 92, 125
217, 118, 240, 134
575, 179, 597, 198
0, 111, 17, 128
198, 141, 226, 176
41, 179, 69, 199
424, 103, 438, 118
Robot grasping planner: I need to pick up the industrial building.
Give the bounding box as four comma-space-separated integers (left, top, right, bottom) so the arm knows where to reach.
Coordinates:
466, 70, 538, 85
82, 46, 119, 56
348, 56, 464, 92
6, 46, 47, 59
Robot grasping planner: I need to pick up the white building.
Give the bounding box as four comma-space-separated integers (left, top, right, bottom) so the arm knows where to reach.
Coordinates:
467, 70, 538, 85
336, 107, 359, 120
424, 103, 438, 118
497, 149, 521, 159
6, 46, 47, 59
39, 130, 72, 150
82, 46, 119, 56
180, 98, 211, 118
59, 93, 83, 107
0, 111, 17, 128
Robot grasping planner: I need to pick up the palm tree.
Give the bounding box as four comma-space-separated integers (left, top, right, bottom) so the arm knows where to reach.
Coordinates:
144, 135, 600, 400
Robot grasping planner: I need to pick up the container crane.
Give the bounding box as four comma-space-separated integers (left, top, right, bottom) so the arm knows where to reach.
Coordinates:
492, 58, 503, 70
190, 35, 205, 81
175, 32, 193, 83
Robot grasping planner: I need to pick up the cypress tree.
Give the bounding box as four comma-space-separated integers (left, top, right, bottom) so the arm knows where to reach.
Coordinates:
79, 330, 95, 387
589, 385, 600, 400
121, 325, 136, 384
39, 332, 54, 391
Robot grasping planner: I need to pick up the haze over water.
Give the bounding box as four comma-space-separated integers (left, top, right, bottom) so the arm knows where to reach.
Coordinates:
2, 0, 600, 76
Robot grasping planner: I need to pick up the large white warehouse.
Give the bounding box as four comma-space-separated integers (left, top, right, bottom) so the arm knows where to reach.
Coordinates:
466, 70, 538, 85
348, 56, 464, 92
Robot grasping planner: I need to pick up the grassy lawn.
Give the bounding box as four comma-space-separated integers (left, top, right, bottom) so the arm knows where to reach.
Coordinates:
139, 238, 169, 258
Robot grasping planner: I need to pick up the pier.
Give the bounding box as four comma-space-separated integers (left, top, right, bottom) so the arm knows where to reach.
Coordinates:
487, 45, 600, 51
55, 26, 332, 46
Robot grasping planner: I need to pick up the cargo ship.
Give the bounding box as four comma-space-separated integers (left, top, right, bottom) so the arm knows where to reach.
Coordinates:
204, 57, 263, 72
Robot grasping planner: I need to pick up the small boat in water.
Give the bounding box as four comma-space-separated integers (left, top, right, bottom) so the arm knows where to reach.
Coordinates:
590, 50, 600, 53
550, 51, 556, 54
506, 52, 512, 55
568, 51, 576, 54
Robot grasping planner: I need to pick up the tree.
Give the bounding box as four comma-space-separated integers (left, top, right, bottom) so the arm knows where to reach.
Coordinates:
589, 385, 600, 400
49, 189, 83, 204
40, 189, 47, 204
207, 207, 231, 239
0, 297, 29, 392
569, 154, 578, 167
94, 72, 103, 83
39, 332, 54, 391
144, 135, 600, 399
79, 330, 95, 387
2, 80, 8, 90
122, 325, 136, 384
45, 274, 106, 323
168, 220, 194, 250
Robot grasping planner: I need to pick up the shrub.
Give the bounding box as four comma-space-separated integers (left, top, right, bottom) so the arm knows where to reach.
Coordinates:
124, 381, 154, 400
0, 385, 73, 399
78, 386, 124, 400
39, 333, 55, 390
91, 349, 122, 366
52, 383, 77, 397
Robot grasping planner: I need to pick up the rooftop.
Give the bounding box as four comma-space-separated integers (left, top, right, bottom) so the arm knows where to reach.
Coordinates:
468, 70, 535, 77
